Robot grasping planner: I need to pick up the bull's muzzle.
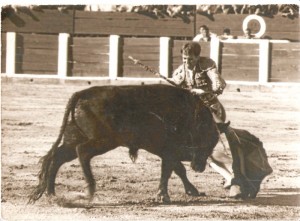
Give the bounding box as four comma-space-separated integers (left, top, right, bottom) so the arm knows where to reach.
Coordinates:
191, 151, 208, 172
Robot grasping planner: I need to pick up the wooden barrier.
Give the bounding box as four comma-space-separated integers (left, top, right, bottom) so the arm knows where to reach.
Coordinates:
2, 9, 74, 34
2, 9, 299, 41
74, 11, 194, 37
69, 36, 110, 77
2, 9, 300, 83
270, 43, 300, 82
15, 33, 58, 74
1, 33, 7, 74
121, 37, 160, 77
220, 42, 259, 81
3, 32, 300, 83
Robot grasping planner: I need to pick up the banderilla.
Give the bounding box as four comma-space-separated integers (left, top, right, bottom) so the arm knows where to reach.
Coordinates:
128, 55, 218, 97
128, 56, 177, 87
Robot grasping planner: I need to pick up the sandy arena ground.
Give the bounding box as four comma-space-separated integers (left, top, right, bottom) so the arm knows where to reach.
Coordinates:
1, 77, 300, 220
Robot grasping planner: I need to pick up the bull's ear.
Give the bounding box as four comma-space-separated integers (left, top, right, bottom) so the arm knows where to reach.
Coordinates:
216, 121, 231, 133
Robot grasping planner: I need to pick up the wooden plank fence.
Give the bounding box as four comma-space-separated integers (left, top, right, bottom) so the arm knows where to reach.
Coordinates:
3, 9, 299, 40
74, 11, 195, 37
220, 42, 259, 81
15, 33, 58, 74
2, 9, 74, 34
1, 33, 6, 73
69, 37, 109, 77
121, 37, 160, 77
1, 10, 300, 83
2, 32, 300, 82
270, 43, 300, 82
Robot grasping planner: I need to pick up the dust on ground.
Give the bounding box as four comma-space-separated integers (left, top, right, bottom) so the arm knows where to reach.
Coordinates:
1, 79, 300, 220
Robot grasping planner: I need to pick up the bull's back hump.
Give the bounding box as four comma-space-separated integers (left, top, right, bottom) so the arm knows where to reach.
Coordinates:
77, 84, 191, 104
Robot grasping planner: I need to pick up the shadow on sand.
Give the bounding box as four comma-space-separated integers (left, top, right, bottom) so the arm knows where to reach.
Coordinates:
55, 188, 300, 208
248, 188, 300, 207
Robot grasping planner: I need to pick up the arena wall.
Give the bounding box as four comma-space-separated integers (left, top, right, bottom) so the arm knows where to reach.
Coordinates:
121, 37, 160, 78
1, 9, 300, 83
69, 36, 109, 77
73, 11, 195, 37
15, 33, 58, 74
2, 10, 299, 40
220, 42, 260, 81
270, 43, 300, 82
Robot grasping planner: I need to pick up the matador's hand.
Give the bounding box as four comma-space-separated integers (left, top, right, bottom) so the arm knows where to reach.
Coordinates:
190, 88, 206, 95
213, 88, 224, 95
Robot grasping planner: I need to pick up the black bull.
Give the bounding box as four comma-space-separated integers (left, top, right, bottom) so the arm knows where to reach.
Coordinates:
29, 84, 220, 203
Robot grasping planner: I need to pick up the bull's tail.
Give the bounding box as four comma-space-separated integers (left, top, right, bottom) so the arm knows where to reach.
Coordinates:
28, 92, 80, 204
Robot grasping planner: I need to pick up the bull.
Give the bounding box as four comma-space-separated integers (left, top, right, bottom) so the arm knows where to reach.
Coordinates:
29, 84, 220, 204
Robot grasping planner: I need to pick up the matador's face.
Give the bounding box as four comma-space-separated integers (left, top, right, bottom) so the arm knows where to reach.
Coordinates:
182, 53, 197, 70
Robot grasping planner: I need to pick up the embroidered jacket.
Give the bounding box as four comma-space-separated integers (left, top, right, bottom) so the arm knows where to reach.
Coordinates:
171, 57, 226, 94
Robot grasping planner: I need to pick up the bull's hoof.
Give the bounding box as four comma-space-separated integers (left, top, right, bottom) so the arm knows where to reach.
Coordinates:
185, 185, 200, 196
156, 193, 171, 204
65, 191, 94, 203
55, 192, 94, 208
248, 191, 258, 199
46, 191, 56, 196
198, 192, 206, 196
240, 189, 258, 200
45, 192, 56, 200
42, 194, 59, 205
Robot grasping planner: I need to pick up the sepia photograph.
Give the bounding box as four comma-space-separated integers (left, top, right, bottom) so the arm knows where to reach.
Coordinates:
1, 1, 300, 220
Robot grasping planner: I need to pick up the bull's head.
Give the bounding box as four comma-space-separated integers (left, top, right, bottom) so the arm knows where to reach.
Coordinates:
190, 147, 211, 172
189, 97, 219, 172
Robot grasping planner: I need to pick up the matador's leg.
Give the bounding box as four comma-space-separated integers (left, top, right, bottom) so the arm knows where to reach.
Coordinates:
208, 150, 233, 188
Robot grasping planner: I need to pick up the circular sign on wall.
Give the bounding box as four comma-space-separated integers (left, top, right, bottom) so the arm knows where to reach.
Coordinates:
242, 15, 266, 38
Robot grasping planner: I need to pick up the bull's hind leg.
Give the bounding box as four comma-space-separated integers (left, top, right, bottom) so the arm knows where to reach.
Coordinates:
47, 144, 77, 195
76, 139, 116, 201
174, 162, 200, 196
157, 159, 173, 203
157, 151, 179, 203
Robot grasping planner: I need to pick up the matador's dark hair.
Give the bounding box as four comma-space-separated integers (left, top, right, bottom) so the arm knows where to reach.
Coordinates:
181, 42, 201, 57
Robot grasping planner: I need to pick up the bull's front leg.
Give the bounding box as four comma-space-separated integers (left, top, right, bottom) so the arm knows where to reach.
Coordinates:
174, 162, 200, 196
157, 155, 174, 203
